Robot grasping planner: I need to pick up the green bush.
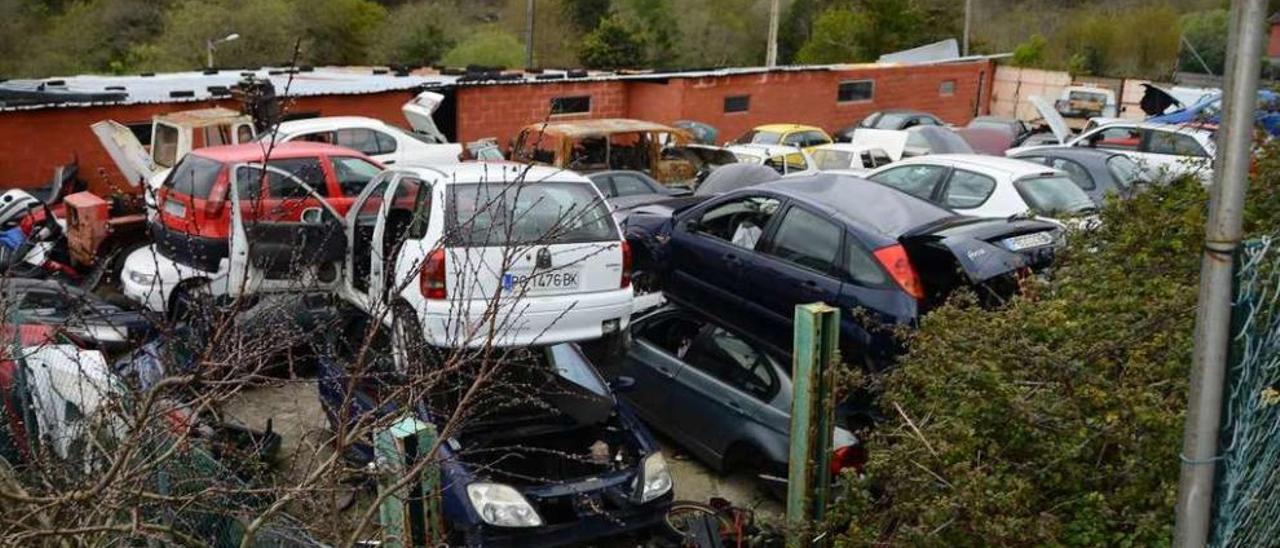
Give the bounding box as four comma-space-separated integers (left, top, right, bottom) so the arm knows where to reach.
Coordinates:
834, 142, 1280, 546
440, 27, 525, 69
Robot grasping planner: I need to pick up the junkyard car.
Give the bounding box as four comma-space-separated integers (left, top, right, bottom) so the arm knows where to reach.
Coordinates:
623, 173, 1061, 363
731, 124, 833, 153
836, 109, 945, 140
587, 170, 690, 225
1, 278, 150, 351
966, 115, 1035, 146
725, 144, 818, 177
620, 304, 863, 482
317, 343, 673, 547
264, 116, 462, 167
1011, 96, 1216, 183
338, 163, 632, 357
121, 142, 383, 314
1008, 147, 1147, 205
865, 154, 1096, 221
511, 119, 697, 185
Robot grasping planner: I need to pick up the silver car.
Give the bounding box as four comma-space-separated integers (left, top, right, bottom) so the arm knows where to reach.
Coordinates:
617, 304, 862, 481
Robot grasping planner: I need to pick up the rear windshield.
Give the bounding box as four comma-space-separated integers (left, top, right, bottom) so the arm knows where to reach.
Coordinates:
1105, 155, 1142, 190
736, 130, 781, 145
812, 149, 854, 170
163, 154, 224, 199
447, 182, 617, 246
1014, 176, 1096, 215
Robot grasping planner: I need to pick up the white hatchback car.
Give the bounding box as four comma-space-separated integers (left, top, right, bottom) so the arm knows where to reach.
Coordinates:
864, 154, 1096, 221
265, 116, 462, 167
341, 163, 633, 357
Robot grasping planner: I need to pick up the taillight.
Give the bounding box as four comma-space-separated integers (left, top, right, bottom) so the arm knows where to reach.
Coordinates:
831, 445, 867, 476
620, 240, 632, 288
873, 244, 924, 300
419, 248, 446, 299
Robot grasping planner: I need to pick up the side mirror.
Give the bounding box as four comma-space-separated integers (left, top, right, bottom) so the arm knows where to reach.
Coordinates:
609, 375, 637, 393
301, 208, 324, 225
682, 218, 699, 232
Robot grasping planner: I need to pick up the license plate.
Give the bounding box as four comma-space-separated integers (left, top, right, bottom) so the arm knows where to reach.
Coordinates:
1002, 231, 1054, 251
163, 199, 186, 217
503, 269, 580, 293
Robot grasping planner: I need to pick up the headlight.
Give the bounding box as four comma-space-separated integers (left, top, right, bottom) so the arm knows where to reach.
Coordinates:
466, 482, 542, 528
128, 270, 157, 285
634, 452, 673, 503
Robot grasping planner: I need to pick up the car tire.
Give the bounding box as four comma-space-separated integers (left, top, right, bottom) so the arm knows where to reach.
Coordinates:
391, 302, 426, 374
168, 280, 213, 325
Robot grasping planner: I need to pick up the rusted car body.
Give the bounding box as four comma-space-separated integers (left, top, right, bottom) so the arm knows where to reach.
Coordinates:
511, 119, 697, 184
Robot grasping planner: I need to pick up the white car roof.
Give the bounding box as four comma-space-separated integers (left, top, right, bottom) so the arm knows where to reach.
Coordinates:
891, 154, 1061, 179
727, 144, 804, 156
394, 162, 593, 185
274, 116, 398, 134
812, 143, 882, 153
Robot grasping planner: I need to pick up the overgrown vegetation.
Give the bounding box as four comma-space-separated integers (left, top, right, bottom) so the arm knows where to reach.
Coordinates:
834, 141, 1280, 545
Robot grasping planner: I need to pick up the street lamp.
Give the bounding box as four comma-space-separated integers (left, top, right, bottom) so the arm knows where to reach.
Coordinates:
206, 32, 240, 69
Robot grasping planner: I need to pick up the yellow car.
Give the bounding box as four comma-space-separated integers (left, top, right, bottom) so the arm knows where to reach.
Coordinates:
731, 123, 833, 153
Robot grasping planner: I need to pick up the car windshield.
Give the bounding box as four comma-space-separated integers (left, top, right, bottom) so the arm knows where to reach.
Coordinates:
812, 149, 855, 170
547, 344, 610, 397
163, 154, 223, 199
876, 112, 911, 128
1105, 155, 1143, 189
447, 182, 617, 246
1014, 176, 1096, 215
736, 129, 782, 145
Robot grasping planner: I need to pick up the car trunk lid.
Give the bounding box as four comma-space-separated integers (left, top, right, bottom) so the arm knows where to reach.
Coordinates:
900, 216, 1060, 284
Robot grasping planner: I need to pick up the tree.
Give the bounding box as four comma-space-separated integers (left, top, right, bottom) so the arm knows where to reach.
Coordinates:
794, 0, 930, 64
301, 0, 387, 66
577, 14, 647, 70
834, 141, 1280, 546
617, 0, 679, 68
141, 0, 302, 71
562, 0, 611, 32
440, 26, 525, 68
1011, 34, 1047, 67
1178, 9, 1229, 75
375, 1, 457, 66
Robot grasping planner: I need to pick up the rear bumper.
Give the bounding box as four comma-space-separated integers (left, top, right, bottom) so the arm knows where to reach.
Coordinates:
413, 288, 634, 348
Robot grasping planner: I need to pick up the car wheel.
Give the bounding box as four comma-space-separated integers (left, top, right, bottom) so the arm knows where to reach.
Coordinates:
391, 302, 426, 374
168, 281, 213, 325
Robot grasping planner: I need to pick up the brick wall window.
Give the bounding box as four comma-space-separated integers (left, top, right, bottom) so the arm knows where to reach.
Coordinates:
724, 95, 750, 113
939, 80, 956, 96
550, 95, 591, 115
837, 80, 874, 103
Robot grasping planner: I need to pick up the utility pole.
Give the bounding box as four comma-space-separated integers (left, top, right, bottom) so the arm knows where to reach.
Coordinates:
525, 0, 535, 69
963, 0, 972, 56
1173, 0, 1268, 546
766, 0, 781, 67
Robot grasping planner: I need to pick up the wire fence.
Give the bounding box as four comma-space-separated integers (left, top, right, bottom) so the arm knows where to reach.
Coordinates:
1211, 236, 1280, 547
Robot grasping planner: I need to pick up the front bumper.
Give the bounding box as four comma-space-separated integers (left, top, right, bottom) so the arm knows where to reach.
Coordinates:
120, 244, 224, 313
463, 493, 671, 548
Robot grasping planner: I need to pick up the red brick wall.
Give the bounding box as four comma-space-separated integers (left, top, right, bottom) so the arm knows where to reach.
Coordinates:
1270, 23, 1280, 58
454, 81, 629, 148
0, 91, 416, 194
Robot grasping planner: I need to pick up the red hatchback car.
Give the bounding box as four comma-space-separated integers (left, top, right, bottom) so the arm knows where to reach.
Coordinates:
153, 142, 383, 272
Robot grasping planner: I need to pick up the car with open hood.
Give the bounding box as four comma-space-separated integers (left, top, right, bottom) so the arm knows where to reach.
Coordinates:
622, 173, 1061, 364
317, 343, 672, 547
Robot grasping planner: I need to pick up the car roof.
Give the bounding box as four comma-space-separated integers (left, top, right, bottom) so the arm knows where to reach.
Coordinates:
728, 144, 803, 156
892, 154, 1060, 178
752, 173, 954, 238
274, 116, 394, 134
192, 141, 368, 162
521, 118, 687, 139
754, 123, 824, 133
394, 162, 593, 185
1009, 146, 1120, 163
1098, 120, 1216, 134
585, 169, 654, 180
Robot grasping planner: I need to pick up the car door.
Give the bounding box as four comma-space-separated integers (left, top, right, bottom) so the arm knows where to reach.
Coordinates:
1076, 125, 1150, 168
334, 128, 400, 166
667, 194, 783, 322
622, 311, 709, 449
866, 164, 950, 201
341, 171, 432, 312
1142, 129, 1213, 180
742, 203, 846, 342
672, 323, 784, 467
227, 164, 346, 296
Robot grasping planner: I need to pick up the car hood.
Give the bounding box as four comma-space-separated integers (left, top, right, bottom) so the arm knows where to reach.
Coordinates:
1029, 95, 1071, 145
401, 90, 449, 143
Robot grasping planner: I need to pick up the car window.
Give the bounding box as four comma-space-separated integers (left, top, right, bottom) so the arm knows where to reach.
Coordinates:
335, 128, 382, 156
877, 112, 910, 129
868, 165, 947, 200
639, 313, 706, 357
942, 169, 996, 208
266, 158, 327, 197
1105, 155, 1141, 190
695, 195, 781, 250
802, 131, 831, 147
844, 238, 887, 286
1017, 155, 1048, 166
1086, 127, 1143, 151
918, 116, 942, 127
1046, 158, 1095, 190
1014, 176, 1095, 215
591, 177, 616, 198
1146, 131, 1209, 158
447, 182, 616, 246
737, 129, 781, 145
685, 326, 776, 401
765, 206, 841, 274
781, 132, 805, 146
612, 173, 655, 197
869, 150, 893, 167
374, 131, 397, 154
812, 149, 854, 170
330, 156, 382, 197
163, 154, 224, 199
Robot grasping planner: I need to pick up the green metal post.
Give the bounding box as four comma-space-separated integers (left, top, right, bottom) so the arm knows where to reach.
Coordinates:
376, 416, 444, 547
786, 302, 839, 548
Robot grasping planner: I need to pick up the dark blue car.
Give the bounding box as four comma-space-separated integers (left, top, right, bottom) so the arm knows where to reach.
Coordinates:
316, 344, 673, 547
1145, 86, 1280, 136
624, 174, 1061, 365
